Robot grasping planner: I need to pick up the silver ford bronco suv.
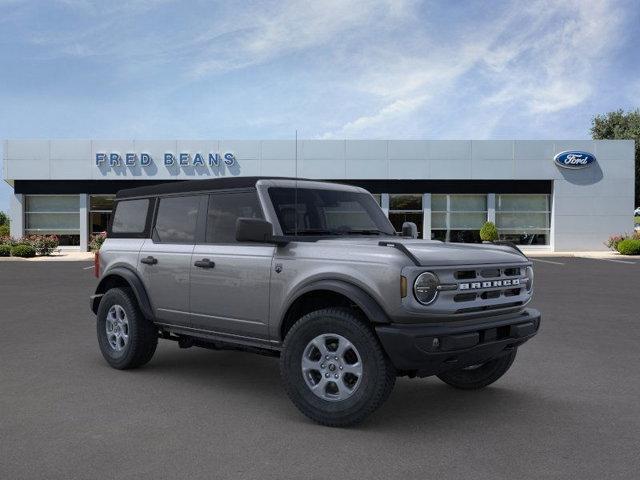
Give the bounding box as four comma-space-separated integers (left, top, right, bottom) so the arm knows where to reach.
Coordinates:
91, 177, 540, 426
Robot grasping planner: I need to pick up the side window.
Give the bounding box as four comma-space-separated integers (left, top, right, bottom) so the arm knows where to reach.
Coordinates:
206, 191, 263, 243
111, 199, 150, 234
154, 196, 200, 243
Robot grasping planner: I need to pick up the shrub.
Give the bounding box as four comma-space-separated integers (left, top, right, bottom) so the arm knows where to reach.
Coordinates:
604, 234, 627, 251
89, 232, 107, 251
479, 221, 499, 242
0, 224, 9, 237
26, 234, 59, 256
1, 237, 19, 247
0, 211, 8, 226
616, 238, 640, 255
10, 244, 36, 258
0, 244, 10, 256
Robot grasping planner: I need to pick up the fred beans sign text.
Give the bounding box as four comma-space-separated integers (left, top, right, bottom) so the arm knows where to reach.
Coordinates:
95, 152, 236, 167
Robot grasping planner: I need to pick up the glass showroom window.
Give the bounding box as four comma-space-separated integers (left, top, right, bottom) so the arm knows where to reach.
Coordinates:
389, 194, 423, 237
431, 194, 487, 243
90, 195, 115, 235
25, 195, 80, 246
496, 194, 550, 245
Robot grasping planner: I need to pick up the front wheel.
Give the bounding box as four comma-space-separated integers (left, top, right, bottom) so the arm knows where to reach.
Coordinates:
436, 349, 517, 390
280, 308, 396, 427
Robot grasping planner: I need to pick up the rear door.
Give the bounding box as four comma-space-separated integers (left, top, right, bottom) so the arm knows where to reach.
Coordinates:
139, 194, 203, 326
189, 190, 274, 340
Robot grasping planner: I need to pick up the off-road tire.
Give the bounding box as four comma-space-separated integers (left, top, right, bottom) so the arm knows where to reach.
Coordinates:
437, 349, 517, 390
97, 287, 158, 370
280, 307, 396, 427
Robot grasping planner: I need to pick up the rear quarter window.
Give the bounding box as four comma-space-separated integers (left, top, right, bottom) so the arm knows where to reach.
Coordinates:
109, 198, 151, 236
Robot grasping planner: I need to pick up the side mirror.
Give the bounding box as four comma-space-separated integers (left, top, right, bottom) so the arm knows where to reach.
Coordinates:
236, 218, 275, 243
401, 222, 418, 239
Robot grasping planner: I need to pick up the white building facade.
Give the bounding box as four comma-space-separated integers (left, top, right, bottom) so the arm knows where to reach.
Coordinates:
2, 139, 635, 251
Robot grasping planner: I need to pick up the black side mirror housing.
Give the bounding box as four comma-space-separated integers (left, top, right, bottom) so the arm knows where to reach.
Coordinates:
236, 218, 275, 243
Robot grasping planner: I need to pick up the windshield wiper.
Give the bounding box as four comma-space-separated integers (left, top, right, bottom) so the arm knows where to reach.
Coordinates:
286, 228, 391, 236
340, 229, 388, 235
288, 229, 341, 236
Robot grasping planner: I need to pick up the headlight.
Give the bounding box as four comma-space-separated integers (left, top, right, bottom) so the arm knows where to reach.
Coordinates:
414, 272, 439, 305
525, 266, 534, 292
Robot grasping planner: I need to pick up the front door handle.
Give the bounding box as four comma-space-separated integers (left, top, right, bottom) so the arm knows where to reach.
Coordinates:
194, 258, 215, 269
141, 256, 158, 265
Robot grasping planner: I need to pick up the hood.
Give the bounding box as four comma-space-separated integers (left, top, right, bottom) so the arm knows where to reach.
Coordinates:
314, 237, 528, 266
396, 239, 527, 266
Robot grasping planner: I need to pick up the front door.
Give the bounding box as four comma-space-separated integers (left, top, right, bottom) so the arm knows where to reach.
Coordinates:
189, 190, 274, 341
139, 194, 202, 326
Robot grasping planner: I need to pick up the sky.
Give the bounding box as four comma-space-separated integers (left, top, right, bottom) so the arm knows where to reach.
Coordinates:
1, 0, 639, 212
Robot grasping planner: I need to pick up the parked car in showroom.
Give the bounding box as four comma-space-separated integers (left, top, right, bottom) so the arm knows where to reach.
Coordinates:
90, 177, 540, 426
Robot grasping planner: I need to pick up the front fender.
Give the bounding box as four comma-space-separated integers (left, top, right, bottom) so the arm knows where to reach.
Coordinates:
91, 266, 154, 321
282, 279, 390, 325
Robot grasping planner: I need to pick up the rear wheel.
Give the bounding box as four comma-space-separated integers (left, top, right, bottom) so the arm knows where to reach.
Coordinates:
280, 308, 395, 427
436, 349, 517, 390
97, 287, 158, 370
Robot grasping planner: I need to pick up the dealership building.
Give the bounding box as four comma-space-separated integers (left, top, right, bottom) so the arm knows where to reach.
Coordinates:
2, 138, 635, 251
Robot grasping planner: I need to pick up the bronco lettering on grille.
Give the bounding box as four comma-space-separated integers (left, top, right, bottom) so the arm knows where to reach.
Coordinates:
459, 278, 520, 290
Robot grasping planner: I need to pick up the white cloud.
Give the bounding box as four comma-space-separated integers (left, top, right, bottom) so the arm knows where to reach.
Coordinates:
321, 94, 429, 138
3, 0, 630, 140
190, 0, 413, 77
481, 0, 622, 114
323, 0, 625, 138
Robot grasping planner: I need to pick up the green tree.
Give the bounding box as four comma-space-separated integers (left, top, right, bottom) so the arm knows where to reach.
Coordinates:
590, 109, 640, 206
0, 211, 9, 226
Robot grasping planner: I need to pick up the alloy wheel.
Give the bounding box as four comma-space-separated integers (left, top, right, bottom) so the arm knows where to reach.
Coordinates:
301, 333, 363, 401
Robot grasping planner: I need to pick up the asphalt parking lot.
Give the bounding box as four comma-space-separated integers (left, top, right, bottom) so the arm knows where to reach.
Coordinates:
1, 258, 639, 479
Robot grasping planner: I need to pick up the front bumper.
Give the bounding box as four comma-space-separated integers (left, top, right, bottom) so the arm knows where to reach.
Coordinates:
375, 308, 541, 377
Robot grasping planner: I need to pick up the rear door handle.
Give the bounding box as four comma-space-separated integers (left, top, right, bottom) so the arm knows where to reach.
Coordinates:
141, 256, 158, 265
194, 258, 215, 269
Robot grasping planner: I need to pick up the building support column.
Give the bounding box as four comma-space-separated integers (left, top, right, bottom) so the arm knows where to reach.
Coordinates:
422, 193, 431, 240
550, 181, 556, 252
79, 194, 89, 251
381, 193, 390, 217
487, 193, 496, 223
10, 193, 24, 239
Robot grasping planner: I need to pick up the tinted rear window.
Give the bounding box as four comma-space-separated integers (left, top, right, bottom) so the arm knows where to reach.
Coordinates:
154, 196, 200, 243
111, 199, 150, 234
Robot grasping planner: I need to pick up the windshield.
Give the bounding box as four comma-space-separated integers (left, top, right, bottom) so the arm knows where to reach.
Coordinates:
268, 187, 396, 236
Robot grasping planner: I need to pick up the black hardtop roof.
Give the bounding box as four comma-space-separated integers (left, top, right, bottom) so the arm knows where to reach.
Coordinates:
115, 176, 308, 199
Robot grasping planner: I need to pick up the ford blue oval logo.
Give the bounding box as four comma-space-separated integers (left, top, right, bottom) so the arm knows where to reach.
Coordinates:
554, 150, 595, 169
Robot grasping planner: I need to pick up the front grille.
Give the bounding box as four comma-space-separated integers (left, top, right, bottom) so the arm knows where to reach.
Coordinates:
422, 263, 531, 315
504, 288, 522, 297
480, 290, 501, 300
454, 293, 477, 302
454, 301, 524, 314
479, 268, 500, 278
454, 270, 476, 280
458, 266, 521, 279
